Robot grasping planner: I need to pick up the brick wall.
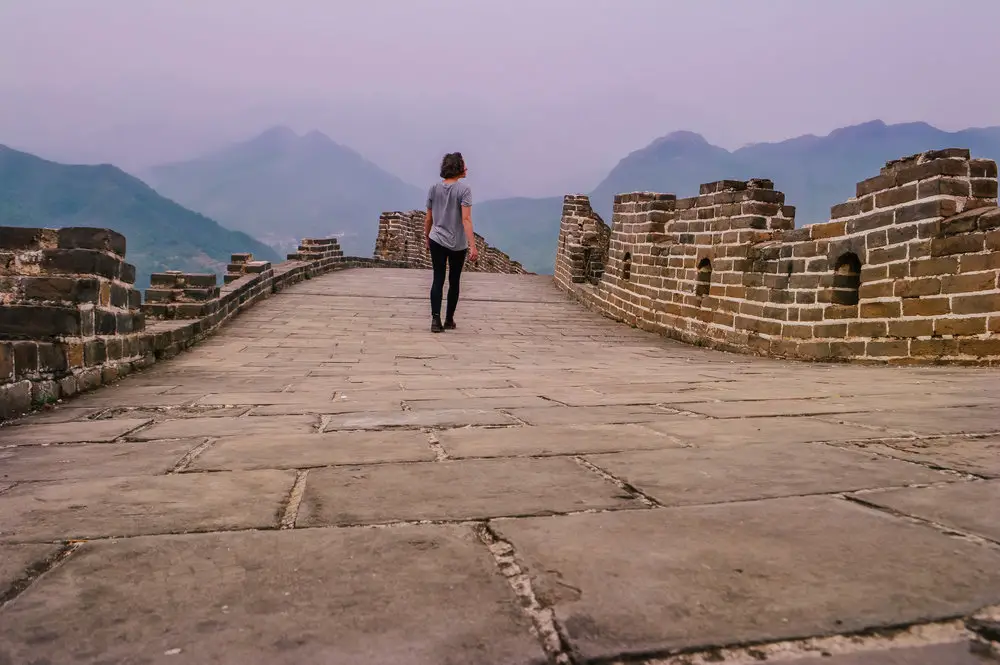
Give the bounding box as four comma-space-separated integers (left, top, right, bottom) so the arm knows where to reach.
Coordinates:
374, 210, 529, 274
0, 233, 403, 420
554, 148, 1000, 365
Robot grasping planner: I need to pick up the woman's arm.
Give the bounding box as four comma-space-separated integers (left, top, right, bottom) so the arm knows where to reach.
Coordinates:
462, 206, 478, 261
424, 209, 433, 248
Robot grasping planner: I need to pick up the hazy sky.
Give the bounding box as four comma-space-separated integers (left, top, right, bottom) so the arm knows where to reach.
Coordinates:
3, 0, 1000, 199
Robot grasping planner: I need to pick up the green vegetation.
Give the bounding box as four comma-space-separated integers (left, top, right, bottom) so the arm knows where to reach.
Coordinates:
0, 145, 280, 289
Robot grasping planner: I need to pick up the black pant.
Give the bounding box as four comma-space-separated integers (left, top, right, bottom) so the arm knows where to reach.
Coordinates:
429, 238, 467, 320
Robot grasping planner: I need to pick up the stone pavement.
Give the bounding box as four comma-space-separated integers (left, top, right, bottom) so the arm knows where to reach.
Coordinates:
1, 268, 999, 664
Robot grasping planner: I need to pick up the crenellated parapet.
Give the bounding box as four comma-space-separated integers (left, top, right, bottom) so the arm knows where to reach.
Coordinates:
1, 232, 402, 420
374, 210, 529, 274
554, 148, 1000, 365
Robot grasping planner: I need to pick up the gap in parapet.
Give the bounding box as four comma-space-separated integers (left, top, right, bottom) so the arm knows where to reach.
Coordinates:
553, 148, 1000, 366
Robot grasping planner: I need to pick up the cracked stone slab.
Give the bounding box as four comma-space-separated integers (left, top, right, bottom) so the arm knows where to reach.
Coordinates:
437, 424, 685, 458
0, 439, 200, 482
778, 642, 989, 664
820, 407, 1000, 436
298, 457, 637, 526
540, 389, 725, 407
845, 435, 1000, 478
856, 480, 1000, 542
642, 416, 908, 447
506, 405, 677, 426
189, 431, 435, 471
322, 409, 515, 431
0, 543, 61, 596
584, 441, 948, 506
195, 392, 335, 405
0, 419, 151, 446
249, 398, 404, 416
400, 396, 553, 410
130, 415, 318, 440
5, 406, 102, 424
497, 496, 1000, 662
0, 526, 544, 665
0, 470, 294, 541
679, 398, 875, 418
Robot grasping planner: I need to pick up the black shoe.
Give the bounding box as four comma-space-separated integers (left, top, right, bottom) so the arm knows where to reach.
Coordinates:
444, 318, 456, 330
431, 316, 443, 333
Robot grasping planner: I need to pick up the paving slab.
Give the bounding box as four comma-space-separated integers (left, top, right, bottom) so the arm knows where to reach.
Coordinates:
643, 416, 910, 447
436, 423, 684, 458
298, 457, 638, 526
323, 408, 515, 431
584, 441, 949, 506
5, 406, 102, 424
189, 431, 435, 471
0, 470, 294, 541
507, 405, 677, 426
0, 439, 199, 482
130, 415, 318, 440
0, 526, 544, 665
0, 543, 61, 595
857, 480, 1000, 542
0, 418, 151, 446
778, 642, 993, 664
822, 407, 1000, 436
401, 395, 554, 410
195, 391, 335, 405
846, 436, 1000, 478
680, 397, 876, 418
497, 496, 1000, 662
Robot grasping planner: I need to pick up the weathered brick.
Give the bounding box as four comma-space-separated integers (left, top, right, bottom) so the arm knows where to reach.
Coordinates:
894, 277, 941, 298
971, 179, 999, 199
0, 304, 83, 339
969, 160, 999, 178
987, 230, 1000, 251
40, 249, 123, 280
63, 341, 84, 368
911, 338, 960, 357
952, 293, 1000, 315
892, 157, 969, 186
824, 305, 858, 320
917, 177, 970, 199
830, 200, 863, 220
83, 339, 107, 366
0, 342, 12, 380
935, 317, 987, 336
958, 338, 1000, 357
860, 301, 901, 319
874, 185, 917, 208
0, 227, 46, 251
886, 225, 919, 245
813, 322, 847, 337
910, 257, 959, 276
930, 234, 985, 256
902, 297, 951, 316
960, 253, 1000, 272
11, 341, 38, 378
848, 321, 888, 337
56, 228, 127, 257
856, 174, 894, 197
828, 341, 867, 358
20, 276, 102, 303
887, 320, 934, 338
846, 211, 894, 235
866, 340, 910, 357
866, 231, 889, 250
896, 199, 959, 225
859, 281, 893, 299
37, 342, 67, 373
810, 221, 847, 239
940, 272, 997, 294
869, 245, 907, 264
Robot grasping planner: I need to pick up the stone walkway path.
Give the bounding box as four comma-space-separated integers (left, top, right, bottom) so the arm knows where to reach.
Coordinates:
1, 268, 999, 664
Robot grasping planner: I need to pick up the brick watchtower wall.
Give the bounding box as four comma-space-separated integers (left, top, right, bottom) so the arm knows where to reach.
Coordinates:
554, 195, 612, 287
554, 148, 1000, 365
0, 228, 149, 414
374, 210, 529, 274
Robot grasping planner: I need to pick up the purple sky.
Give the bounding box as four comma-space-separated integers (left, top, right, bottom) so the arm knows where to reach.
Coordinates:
3, 0, 999, 199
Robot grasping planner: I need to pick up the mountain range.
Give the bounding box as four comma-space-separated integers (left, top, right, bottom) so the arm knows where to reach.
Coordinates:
141, 126, 424, 258
474, 120, 1000, 273
0, 145, 279, 289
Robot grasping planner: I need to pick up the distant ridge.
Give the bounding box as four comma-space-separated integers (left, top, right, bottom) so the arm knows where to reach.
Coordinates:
142, 126, 424, 257
475, 120, 1000, 274
0, 144, 279, 288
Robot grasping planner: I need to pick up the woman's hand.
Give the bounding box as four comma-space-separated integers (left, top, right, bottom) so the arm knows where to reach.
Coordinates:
469, 245, 479, 262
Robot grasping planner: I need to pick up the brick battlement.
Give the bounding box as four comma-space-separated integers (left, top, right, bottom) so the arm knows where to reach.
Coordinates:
374, 210, 529, 274
554, 148, 1000, 365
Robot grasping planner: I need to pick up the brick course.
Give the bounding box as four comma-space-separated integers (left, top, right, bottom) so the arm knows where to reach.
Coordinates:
554, 148, 1000, 366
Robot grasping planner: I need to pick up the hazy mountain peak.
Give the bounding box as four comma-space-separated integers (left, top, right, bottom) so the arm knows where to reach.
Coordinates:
650, 130, 711, 149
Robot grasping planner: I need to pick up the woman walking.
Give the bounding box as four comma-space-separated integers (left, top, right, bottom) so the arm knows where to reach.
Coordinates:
424, 152, 479, 333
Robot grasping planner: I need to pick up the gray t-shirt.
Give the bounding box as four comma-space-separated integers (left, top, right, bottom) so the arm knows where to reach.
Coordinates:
426, 181, 472, 251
